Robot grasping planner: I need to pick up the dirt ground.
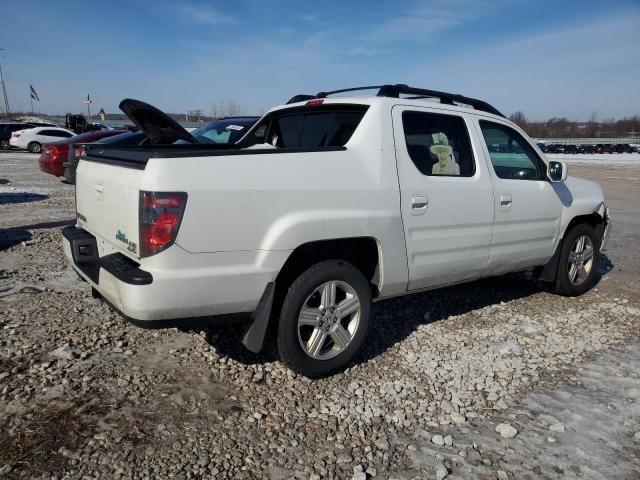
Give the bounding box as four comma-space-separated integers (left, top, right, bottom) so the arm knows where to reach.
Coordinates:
1, 152, 639, 480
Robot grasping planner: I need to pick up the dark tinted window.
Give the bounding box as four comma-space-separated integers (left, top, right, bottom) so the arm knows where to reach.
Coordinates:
402, 111, 475, 177
275, 115, 303, 147
479, 121, 543, 180
1, 124, 34, 133
326, 112, 365, 146
300, 113, 330, 147
261, 106, 367, 149
43, 130, 72, 138
96, 131, 147, 146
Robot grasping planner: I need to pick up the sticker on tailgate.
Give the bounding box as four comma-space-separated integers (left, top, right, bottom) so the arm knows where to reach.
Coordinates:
116, 229, 138, 254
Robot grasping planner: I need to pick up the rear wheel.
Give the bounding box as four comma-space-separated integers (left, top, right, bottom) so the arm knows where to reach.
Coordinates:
277, 260, 371, 378
553, 223, 600, 296
27, 142, 41, 153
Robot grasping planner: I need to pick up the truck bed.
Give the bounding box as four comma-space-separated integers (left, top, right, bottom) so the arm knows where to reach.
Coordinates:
83, 144, 346, 168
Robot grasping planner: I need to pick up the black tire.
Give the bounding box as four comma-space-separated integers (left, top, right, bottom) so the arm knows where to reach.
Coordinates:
27, 142, 41, 154
553, 223, 601, 296
277, 260, 371, 378
0, 139, 10, 150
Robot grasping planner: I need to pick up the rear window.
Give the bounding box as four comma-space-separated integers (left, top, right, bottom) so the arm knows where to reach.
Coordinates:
249, 105, 368, 149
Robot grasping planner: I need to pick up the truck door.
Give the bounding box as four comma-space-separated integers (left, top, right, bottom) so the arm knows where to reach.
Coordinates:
474, 118, 563, 274
392, 106, 495, 290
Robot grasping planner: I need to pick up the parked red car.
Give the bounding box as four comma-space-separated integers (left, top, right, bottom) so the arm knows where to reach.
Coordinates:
39, 129, 126, 177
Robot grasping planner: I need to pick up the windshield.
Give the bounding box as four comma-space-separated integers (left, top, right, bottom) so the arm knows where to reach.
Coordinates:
186, 118, 258, 145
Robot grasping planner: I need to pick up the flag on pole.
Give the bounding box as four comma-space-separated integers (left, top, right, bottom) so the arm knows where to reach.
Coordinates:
30, 85, 40, 102
84, 93, 92, 104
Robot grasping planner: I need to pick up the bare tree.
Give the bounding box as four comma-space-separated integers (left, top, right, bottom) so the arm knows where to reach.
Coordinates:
211, 100, 246, 118
510, 111, 640, 139
509, 111, 528, 129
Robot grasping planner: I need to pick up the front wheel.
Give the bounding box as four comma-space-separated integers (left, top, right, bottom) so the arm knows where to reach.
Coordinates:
553, 223, 600, 296
277, 260, 371, 378
27, 142, 42, 153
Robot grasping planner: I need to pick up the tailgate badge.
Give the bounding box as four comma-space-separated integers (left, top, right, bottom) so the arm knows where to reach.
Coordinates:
116, 230, 138, 254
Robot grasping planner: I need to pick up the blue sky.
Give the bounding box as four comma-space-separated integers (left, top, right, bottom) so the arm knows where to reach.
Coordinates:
1, 0, 638, 120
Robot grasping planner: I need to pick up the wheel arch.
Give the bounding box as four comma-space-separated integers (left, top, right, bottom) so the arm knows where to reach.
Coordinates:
241, 236, 382, 354
537, 211, 606, 282
275, 236, 382, 298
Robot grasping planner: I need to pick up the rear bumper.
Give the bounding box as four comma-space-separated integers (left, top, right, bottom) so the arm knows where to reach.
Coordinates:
62, 159, 77, 183
63, 226, 283, 324
63, 226, 152, 285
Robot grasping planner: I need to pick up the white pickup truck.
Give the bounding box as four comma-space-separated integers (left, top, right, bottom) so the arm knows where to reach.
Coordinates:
63, 85, 610, 377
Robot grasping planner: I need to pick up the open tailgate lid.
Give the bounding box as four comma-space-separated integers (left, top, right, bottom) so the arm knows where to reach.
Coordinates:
119, 98, 197, 144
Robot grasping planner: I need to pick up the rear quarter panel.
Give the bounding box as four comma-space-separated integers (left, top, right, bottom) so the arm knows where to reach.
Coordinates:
147, 102, 408, 296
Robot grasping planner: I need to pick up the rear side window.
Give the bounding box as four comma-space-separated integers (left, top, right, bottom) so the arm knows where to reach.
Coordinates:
479, 121, 543, 180
277, 115, 303, 147
401, 111, 475, 177
265, 107, 367, 149
39, 129, 71, 138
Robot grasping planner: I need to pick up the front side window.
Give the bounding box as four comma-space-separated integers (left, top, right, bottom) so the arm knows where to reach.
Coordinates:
401, 111, 475, 177
479, 121, 543, 180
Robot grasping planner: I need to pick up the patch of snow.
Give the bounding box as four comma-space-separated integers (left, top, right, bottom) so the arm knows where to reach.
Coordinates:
546, 153, 640, 166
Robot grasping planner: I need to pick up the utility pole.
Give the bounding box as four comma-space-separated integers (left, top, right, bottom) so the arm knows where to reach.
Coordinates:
0, 49, 11, 117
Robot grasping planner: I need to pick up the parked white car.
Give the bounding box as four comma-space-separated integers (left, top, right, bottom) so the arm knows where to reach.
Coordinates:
63, 86, 610, 377
10, 126, 75, 153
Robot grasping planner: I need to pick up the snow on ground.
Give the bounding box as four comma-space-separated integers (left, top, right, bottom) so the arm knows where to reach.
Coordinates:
546, 153, 640, 167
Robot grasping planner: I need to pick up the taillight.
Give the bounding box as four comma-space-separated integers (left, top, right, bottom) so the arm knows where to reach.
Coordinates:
50, 145, 65, 155
139, 191, 187, 257
12, 133, 20, 138
306, 99, 324, 106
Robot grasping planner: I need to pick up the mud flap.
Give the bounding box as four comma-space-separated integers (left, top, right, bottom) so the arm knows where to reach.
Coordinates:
241, 282, 275, 353
536, 243, 562, 282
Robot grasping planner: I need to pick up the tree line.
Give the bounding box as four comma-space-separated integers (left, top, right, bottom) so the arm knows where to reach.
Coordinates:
509, 112, 640, 139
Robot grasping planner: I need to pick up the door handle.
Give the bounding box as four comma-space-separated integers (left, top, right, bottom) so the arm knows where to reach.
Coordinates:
411, 195, 429, 215
499, 194, 512, 210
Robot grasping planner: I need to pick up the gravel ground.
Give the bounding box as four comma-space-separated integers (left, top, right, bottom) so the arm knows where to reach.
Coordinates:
1, 152, 639, 480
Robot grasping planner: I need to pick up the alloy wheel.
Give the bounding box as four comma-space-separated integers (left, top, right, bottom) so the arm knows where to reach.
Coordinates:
567, 234, 594, 286
297, 280, 361, 360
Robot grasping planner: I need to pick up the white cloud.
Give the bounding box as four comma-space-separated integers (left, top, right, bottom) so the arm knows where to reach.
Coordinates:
368, 0, 507, 42
404, 10, 640, 119
179, 2, 236, 26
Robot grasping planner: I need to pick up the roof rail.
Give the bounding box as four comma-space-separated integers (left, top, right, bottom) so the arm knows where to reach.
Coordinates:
290, 84, 504, 117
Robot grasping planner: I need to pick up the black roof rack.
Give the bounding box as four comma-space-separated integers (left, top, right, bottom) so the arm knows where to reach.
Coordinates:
287, 84, 504, 118
286, 94, 317, 104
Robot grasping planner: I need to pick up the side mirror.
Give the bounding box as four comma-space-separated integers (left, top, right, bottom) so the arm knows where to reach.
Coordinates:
548, 160, 567, 182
